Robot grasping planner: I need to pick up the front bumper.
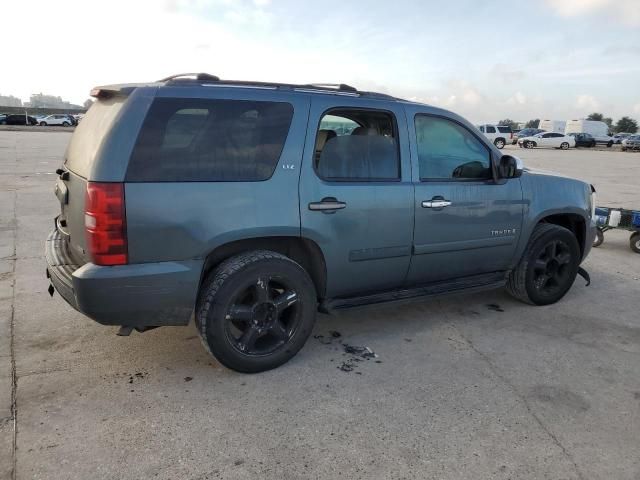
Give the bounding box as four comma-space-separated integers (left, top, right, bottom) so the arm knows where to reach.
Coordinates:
583, 219, 597, 262
45, 228, 202, 327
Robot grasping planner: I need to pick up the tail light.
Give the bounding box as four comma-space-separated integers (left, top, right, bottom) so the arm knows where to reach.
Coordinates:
85, 182, 128, 265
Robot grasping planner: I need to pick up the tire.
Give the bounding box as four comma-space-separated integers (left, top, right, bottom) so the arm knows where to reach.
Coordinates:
590, 141, 596, 148
560, 142, 570, 150
525, 141, 535, 149
62, 121, 70, 127
607, 141, 613, 148
621, 147, 627, 152
630, 232, 640, 254
40, 122, 47, 126
494, 138, 505, 149
593, 229, 604, 247
506, 223, 580, 305
196, 250, 317, 373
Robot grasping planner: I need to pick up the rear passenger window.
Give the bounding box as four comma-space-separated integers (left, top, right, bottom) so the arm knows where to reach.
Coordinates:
497, 126, 511, 133
314, 109, 400, 181
415, 115, 491, 181
486, 126, 496, 133
127, 98, 294, 182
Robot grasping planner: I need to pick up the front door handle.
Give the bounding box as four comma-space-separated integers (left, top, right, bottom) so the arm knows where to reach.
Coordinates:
309, 197, 347, 213
422, 199, 452, 208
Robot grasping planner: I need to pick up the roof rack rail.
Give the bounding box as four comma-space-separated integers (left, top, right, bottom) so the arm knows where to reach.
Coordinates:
304, 83, 358, 93
157, 74, 400, 100
158, 72, 220, 82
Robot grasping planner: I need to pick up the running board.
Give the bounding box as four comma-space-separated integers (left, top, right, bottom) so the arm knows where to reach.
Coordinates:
319, 272, 507, 313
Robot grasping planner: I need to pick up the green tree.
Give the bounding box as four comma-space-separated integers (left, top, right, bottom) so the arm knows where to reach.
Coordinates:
497, 118, 518, 130
614, 116, 638, 134
586, 112, 604, 121
525, 119, 540, 128
603, 117, 613, 129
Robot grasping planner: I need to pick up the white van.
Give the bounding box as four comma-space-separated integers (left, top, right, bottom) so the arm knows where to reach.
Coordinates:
565, 120, 612, 145
539, 119, 566, 134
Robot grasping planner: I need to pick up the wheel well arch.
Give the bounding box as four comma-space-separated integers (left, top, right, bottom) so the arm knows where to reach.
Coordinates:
538, 213, 586, 256
199, 236, 327, 299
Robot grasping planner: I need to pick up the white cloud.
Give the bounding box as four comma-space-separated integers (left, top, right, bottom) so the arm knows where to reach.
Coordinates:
634, 103, 640, 115
507, 92, 527, 106
545, 0, 640, 26
576, 94, 600, 112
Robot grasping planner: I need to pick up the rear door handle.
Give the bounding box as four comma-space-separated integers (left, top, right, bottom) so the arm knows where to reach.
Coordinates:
422, 199, 452, 208
309, 197, 347, 213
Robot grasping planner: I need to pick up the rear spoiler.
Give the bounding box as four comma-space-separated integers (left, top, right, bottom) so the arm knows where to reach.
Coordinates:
90, 83, 140, 99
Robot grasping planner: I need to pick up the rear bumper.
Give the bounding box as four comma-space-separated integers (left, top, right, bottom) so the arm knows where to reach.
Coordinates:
46, 229, 202, 327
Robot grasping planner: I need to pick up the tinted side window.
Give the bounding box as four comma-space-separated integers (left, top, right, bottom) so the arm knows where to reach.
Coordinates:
497, 126, 511, 133
127, 98, 293, 182
415, 115, 491, 181
486, 126, 496, 133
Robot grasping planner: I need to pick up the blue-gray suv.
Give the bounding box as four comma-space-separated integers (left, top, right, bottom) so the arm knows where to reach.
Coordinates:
46, 73, 597, 372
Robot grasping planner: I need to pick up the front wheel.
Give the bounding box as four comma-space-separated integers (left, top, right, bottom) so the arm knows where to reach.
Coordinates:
506, 224, 580, 305
525, 141, 535, 149
196, 250, 317, 373
607, 141, 613, 148
62, 121, 70, 127
494, 138, 505, 149
630, 232, 640, 254
560, 142, 570, 150
40, 122, 47, 126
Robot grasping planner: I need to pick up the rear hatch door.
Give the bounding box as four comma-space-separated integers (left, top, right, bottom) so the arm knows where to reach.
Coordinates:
56, 96, 126, 264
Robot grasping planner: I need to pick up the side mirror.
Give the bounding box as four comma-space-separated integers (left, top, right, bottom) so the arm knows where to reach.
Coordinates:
498, 154, 524, 179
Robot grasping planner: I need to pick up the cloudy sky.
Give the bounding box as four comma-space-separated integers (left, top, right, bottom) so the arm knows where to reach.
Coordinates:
3, 0, 639, 122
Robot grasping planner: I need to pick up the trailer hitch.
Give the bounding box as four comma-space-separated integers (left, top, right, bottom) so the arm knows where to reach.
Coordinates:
577, 267, 591, 287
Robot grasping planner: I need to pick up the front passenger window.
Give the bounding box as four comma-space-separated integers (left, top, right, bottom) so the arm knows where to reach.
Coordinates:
415, 115, 491, 181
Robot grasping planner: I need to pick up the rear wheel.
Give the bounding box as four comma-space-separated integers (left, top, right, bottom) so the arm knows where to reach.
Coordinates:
560, 142, 570, 150
494, 138, 505, 149
506, 224, 580, 305
62, 121, 70, 127
196, 250, 317, 373
630, 232, 640, 254
593, 229, 604, 247
607, 141, 613, 148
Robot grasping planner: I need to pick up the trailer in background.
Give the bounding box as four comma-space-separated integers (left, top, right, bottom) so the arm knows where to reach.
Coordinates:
539, 119, 566, 133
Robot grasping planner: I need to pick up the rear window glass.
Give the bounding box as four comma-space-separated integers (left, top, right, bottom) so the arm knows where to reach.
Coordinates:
497, 126, 512, 133
65, 97, 125, 177
126, 98, 294, 182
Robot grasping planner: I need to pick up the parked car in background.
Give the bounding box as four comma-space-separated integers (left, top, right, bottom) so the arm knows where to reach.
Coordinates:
518, 132, 575, 149
39, 114, 74, 126
2, 114, 38, 126
567, 132, 596, 148
45, 73, 596, 373
539, 120, 566, 134
0, 114, 7, 125
73, 114, 84, 123
613, 133, 632, 144
621, 135, 640, 151
512, 127, 544, 144
477, 124, 512, 149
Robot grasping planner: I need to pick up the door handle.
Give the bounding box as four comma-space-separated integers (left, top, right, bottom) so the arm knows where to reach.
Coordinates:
309, 197, 347, 213
422, 199, 452, 208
